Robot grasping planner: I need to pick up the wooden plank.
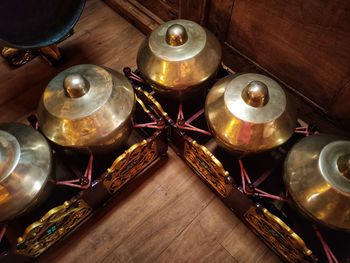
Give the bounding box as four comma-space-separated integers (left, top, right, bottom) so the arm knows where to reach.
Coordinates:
221, 222, 279, 262
329, 77, 350, 130
226, 0, 350, 125
103, 0, 164, 35
206, 0, 235, 38
111, 160, 215, 262
157, 198, 240, 262
135, 0, 179, 21
179, 0, 209, 25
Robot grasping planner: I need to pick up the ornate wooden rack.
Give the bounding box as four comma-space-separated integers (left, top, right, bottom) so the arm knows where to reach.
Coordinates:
0, 87, 168, 262
123, 65, 350, 263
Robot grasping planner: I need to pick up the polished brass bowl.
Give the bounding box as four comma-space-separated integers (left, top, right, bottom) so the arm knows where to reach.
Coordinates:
205, 73, 297, 156
37, 64, 135, 153
137, 19, 222, 100
284, 134, 350, 231
0, 123, 52, 222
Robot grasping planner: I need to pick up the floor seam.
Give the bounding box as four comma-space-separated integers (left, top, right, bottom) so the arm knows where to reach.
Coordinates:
154, 195, 216, 261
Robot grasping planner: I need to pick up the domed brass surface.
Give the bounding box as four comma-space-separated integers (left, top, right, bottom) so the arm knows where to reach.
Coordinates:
137, 19, 222, 100
37, 64, 135, 152
338, 154, 350, 179
165, 24, 188, 46
205, 73, 296, 155
241, 81, 269, 107
0, 123, 52, 222
284, 135, 350, 231
0, 131, 20, 181
63, 73, 90, 98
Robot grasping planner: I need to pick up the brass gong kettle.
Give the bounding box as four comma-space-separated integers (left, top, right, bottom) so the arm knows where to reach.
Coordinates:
0, 123, 52, 222
37, 64, 135, 153
205, 73, 297, 156
137, 19, 222, 100
284, 134, 350, 231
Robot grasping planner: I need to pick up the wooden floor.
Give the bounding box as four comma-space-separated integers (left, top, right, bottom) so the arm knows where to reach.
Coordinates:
1, 1, 280, 262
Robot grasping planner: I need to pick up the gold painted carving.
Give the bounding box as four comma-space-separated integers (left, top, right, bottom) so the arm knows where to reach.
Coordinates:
16, 199, 92, 257
244, 206, 315, 263
136, 87, 169, 118
135, 94, 151, 114
184, 140, 231, 197
221, 62, 236, 75
103, 139, 158, 194
1, 47, 36, 66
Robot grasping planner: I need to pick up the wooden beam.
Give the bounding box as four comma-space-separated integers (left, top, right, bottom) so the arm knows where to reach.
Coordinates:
103, 0, 164, 35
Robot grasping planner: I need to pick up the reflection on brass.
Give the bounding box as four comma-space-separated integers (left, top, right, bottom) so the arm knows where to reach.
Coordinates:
165, 24, 188, 46
184, 140, 231, 197
284, 134, 350, 231
136, 87, 169, 118
103, 140, 158, 194
1, 47, 36, 66
337, 154, 350, 179
0, 123, 52, 222
37, 65, 135, 153
137, 19, 222, 100
63, 73, 90, 98
16, 199, 92, 257
245, 206, 314, 263
205, 73, 297, 155
241, 81, 269, 107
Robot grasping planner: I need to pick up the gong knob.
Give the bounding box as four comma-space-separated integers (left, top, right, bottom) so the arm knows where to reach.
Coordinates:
63, 73, 90, 98
241, 80, 269, 107
166, 24, 188, 46
338, 154, 350, 180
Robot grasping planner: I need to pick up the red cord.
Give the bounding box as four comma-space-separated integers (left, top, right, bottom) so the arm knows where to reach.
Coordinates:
185, 108, 205, 125
134, 121, 164, 129
295, 126, 312, 136
239, 160, 286, 201
55, 151, 93, 189
0, 224, 7, 243
313, 225, 339, 263
176, 104, 211, 136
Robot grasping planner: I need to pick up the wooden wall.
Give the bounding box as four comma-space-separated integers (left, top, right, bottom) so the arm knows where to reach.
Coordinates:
105, 0, 350, 132
222, 0, 350, 130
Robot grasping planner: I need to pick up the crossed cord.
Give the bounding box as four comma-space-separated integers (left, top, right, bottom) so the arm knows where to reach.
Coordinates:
53, 151, 93, 189
176, 103, 211, 135
239, 125, 314, 201
125, 67, 212, 136
313, 225, 339, 263
29, 115, 93, 190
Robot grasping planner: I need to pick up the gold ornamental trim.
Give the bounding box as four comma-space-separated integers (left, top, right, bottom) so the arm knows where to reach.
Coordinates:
16, 199, 92, 257
103, 139, 158, 194
221, 61, 236, 75
136, 87, 168, 118
244, 206, 314, 263
184, 140, 231, 197
135, 94, 151, 114
1, 47, 36, 66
